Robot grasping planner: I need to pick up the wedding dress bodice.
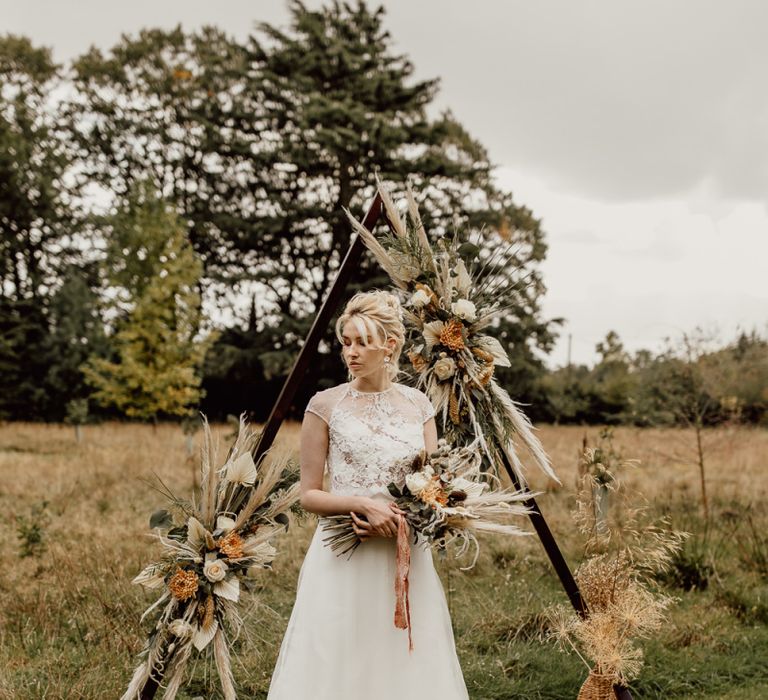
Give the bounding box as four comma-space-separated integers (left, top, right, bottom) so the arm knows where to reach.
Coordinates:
305, 382, 436, 497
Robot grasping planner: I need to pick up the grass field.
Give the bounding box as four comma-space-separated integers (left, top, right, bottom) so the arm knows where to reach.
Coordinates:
1, 421, 767, 699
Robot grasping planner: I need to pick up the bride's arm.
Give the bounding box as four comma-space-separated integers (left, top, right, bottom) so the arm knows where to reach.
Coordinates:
298, 412, 401, 537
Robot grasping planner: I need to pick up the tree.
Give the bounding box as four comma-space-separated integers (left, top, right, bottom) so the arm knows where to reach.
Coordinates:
0, 35, 72, 302
0, 36, 79, 420
68, 4, 558, 418
590, 331, 636, 423
637, 329, 736, 521
538, 364, 592, 424
82, 184, 213, 421
42, 263, 108, 419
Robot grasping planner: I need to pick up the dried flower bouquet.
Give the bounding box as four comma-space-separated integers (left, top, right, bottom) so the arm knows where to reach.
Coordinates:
122, 416, 300, 700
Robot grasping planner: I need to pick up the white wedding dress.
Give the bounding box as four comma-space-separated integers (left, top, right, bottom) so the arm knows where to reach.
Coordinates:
267, 381, 469, 700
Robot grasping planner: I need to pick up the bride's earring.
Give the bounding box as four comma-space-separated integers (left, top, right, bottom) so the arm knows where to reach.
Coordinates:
384, 355, 391, 364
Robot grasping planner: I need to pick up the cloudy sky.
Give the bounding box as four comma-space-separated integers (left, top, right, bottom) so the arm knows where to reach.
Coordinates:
5, 0, 766, 366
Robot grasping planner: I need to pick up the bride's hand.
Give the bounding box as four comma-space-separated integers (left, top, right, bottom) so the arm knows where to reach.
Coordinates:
350, 511, 375, 541
356, 499, 405, 538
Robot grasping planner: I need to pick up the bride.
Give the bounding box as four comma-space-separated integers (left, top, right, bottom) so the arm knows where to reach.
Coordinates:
267, 290, 469, 699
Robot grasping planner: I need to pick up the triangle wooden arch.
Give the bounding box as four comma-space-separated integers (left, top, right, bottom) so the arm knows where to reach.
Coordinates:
139, 192, 633, 700
252, 191, 634, 700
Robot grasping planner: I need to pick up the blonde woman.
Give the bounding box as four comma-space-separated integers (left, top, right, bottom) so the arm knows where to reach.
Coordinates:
267, 290, 469, 699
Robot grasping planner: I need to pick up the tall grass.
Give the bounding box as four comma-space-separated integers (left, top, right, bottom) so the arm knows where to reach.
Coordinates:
0, 422, 766, 699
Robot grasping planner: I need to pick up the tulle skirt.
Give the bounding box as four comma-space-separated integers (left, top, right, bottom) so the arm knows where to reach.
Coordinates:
267, 511, 469, 699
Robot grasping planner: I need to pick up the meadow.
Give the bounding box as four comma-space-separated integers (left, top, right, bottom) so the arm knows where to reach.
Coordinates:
1, 421, 767, 699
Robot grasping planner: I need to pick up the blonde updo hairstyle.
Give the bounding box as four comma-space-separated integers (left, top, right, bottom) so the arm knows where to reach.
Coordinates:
334, 290, 406, 381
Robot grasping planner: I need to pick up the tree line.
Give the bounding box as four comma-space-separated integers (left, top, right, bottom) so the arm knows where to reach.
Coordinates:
1, 1, 764, 427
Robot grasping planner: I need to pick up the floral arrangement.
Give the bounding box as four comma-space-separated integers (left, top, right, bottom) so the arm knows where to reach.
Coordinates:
546, 453, 685, 698
322, 439, 531, 650
122, 416, 300, 700
346, 183, 558, 485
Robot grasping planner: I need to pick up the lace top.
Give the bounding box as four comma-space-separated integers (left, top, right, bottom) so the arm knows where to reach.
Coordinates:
304, 382, 436, 497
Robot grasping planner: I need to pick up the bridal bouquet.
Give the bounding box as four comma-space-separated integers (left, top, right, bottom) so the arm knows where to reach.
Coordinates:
122, 415, 300, 700
346, 182, 558, 485
322, 439, 532, 567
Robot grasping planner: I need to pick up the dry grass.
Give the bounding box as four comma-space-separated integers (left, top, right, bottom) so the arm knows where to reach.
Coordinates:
0, 421, 766, 699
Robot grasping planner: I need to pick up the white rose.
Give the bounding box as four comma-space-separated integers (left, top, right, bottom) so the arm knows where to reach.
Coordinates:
433, 356, 456, 381
451, 299, 476, 321
168, 619, 193, 638
203, 556, 228, 583
410, 289, 431, 308
405, 472, 430, 495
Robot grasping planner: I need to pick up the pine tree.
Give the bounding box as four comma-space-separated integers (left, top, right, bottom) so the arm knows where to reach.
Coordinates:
82, 184, 213, 421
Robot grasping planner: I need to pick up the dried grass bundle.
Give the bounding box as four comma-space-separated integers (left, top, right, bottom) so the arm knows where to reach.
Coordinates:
546, 454, 685, 691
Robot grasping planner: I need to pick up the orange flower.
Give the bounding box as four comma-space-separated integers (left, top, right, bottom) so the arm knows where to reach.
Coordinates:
408, 351, 428, 373
168, 568, 199, 601
439, 319, 465, 351
419, 476, 449, 507
218, 531, 244, 559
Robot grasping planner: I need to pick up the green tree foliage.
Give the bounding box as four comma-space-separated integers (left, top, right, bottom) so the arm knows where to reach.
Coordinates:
0, 35, 71, 301
235, 0, 558, 410
535, 328, 768, 427
591, 330, 636, 423
43, 264, 108, 416
82, 184, 213, 421
0, 298, 52, 419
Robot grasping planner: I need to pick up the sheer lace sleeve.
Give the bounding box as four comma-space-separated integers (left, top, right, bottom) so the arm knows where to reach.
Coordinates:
410, 387, 435, 423
305, 391, 331, 425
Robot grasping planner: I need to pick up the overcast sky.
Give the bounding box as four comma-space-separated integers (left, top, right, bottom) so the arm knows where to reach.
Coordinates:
5, 0, 766, 366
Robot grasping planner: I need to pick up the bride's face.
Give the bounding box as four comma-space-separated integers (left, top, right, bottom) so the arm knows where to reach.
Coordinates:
340, 319, 393, 378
